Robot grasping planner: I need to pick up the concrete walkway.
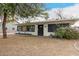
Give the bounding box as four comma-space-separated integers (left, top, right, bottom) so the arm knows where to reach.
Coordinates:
0, 33, 15, 35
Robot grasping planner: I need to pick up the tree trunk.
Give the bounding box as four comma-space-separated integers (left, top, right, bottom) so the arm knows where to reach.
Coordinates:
2, 12, 7, 38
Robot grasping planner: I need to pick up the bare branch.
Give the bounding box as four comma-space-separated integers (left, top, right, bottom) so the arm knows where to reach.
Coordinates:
54, 8, 64, 20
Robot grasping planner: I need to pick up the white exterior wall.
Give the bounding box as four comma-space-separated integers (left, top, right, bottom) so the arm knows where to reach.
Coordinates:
44, 24, 55, 36
16, 24, 55, 36
0, 22, 17, 34
17, 21, 77, 36
6, 23, 17, 33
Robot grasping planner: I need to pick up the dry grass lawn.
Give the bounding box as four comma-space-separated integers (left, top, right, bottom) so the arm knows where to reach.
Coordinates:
0, 35, 79, 56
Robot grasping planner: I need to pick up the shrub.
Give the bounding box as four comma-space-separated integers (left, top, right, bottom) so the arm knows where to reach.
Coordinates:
55, 27, 79, 39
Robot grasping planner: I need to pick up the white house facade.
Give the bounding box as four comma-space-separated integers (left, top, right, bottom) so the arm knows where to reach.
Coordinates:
16, 19, 79, 36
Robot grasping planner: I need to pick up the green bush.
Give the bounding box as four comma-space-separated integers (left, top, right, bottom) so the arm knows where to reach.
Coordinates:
55, 27, 79, 39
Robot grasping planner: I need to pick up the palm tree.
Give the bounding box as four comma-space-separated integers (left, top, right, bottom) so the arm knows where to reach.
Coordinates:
0, 3, 45, 38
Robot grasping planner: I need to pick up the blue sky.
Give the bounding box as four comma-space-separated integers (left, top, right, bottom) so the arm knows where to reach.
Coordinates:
45, 3, 79, 19
45, 3, 75, 9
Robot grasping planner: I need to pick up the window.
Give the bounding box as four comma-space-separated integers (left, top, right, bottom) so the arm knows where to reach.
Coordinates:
48, 23, 69, 32
26, 25, 35, 32
23, 26, 26, 32
17, 26, 23, 31
17, 25, 35, 32
48, 24, 57, 32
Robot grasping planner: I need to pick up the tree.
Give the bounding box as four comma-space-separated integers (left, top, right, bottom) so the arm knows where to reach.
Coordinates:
54, 8, 65, 28
42, 12, 49, 20
0, 3, 45, 38
54, 8, 64, 20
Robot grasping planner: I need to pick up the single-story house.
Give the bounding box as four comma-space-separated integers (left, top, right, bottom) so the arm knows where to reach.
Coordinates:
16, 19, 78, 36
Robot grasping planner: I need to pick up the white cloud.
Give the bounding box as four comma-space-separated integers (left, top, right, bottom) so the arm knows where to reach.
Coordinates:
47, 4, 79, 19
46, 8, 59, 19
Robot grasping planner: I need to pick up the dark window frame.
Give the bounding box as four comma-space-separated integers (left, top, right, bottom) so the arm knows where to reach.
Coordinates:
17, 26, 23, 31
48, 23, 69, 32
48, 24, 57, 32
26, 25, 35, 32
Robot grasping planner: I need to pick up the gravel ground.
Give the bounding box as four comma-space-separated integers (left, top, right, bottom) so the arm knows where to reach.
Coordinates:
0, 35, 79, 56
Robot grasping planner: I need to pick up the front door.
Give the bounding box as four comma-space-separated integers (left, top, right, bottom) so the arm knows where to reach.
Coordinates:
38, 25, 43, 36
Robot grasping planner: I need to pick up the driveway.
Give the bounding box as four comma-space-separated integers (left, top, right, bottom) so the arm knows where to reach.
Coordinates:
0, 35, 79, 56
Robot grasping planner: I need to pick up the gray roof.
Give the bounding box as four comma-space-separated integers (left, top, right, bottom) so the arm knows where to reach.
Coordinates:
17, 19, 79, 25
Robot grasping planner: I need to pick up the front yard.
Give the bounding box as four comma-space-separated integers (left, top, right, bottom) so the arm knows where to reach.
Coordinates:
0, 35, 79, 56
